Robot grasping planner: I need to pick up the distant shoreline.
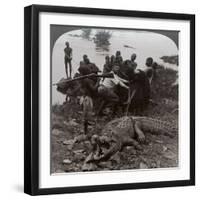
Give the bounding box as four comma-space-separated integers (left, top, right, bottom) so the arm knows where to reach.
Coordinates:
160, 55, 178, 66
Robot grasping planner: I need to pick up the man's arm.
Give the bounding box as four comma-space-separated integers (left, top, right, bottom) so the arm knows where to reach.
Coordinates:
85, 79, 98, 92
64, 47, 66, 55
70, 48, 72, 59
114, 74, 129, 89
64, 48, 72, 59
119, 81, 129, 89
118, 76, 129, 83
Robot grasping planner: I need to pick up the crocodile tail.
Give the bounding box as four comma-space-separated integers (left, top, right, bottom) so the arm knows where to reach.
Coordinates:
131, 116, 178, 138
153, 118, 178, 138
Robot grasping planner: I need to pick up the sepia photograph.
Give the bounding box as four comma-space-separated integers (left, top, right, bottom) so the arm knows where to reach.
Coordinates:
51, 25, 179, 174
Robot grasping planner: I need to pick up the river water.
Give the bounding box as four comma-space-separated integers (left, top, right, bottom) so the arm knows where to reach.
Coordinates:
52, 29, 178, 104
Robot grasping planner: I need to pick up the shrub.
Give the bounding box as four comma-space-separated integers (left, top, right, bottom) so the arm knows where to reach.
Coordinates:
151, 67, 178, 100
94, 30, 112, 45
81, 28, 92, 39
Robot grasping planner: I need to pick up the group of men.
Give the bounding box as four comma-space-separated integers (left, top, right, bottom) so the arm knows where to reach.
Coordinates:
63, 41, 157, 134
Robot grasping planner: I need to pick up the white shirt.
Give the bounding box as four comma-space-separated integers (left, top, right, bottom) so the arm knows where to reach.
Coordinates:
100, 71, 129, 89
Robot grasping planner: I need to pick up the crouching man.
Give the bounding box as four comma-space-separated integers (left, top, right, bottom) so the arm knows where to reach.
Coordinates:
97, 66, 129, 116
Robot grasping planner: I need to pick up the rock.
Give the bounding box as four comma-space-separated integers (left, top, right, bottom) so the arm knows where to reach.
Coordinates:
163, 151, 176, 160
73, 149, 84, 154
65, 167, 79, 172
102, 168, 111, 171
82, 163, 97, 171
99, 161, 113, 169
63, 139, 74, 150
73, 149, 86, 161
74, 134, 87, 143
84, 153, 94, 163
66, 145, 73, 150
55, 169, 65, 173
156, 160, 161, 168
139, 162, 148, 169
63, 121, 68, 126
74, 153, 86, 161
155, 140, 164, 144
84, 141, 91, 146
125, 146, 137, 155
163, 146, 168, 152
63, 139, 74, 145
102, 108, 112, 115
63, 159, 72, 164
63, 119, 79, 127
52, 129, 62, 136
143, 149, 150, 154
125, 146, 133, 150
68, 119, 79, 126
140, 157, 147, 163
111, 152, 121, 164
52, 123, 63, 130
151, 162, 157, 168
88, 125, 93, 130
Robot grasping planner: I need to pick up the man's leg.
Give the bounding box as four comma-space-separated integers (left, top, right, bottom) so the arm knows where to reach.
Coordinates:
97, 87, 108, 116
96, 100, 106, 116
82, 96, 94, 135
84, 120, 88, 135
107, 90, 120, 117
97, 87, 119, 116
124, 88, 136, 115
69, 60, 72, 78
65, 60, 68, 78
107, 90, 119, 102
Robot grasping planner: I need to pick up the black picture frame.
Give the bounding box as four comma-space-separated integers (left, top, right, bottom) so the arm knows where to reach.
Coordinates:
24, 4, 195, 196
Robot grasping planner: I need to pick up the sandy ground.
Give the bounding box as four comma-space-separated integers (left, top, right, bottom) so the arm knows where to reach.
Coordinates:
51, 100, 178, 173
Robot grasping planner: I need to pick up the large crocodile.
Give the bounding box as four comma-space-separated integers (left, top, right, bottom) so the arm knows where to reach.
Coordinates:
86, 116, 178, 163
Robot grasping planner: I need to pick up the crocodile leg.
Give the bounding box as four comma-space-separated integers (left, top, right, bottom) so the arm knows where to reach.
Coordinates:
122, 137, 142, 150
134, 121, 145, 143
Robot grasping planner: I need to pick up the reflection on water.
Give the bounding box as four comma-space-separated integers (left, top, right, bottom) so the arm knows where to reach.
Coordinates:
95, 44, 110, 52
52, 29, 178, 104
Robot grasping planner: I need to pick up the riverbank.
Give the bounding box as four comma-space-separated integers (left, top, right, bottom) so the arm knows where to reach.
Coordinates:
51, 98, 178, 173
160, 55, 178, 65
51, 64, 178, 173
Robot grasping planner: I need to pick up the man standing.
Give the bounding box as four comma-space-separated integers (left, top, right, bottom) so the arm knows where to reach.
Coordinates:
64, 42, 72, 78
130, 53, 137, 71
115, 50, 123, 66
144, 57, 154, 84
79, 70, 99, 135
103, 56, 112, 74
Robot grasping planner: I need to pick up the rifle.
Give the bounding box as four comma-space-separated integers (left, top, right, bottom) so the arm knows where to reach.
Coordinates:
53, 73, 114, 86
